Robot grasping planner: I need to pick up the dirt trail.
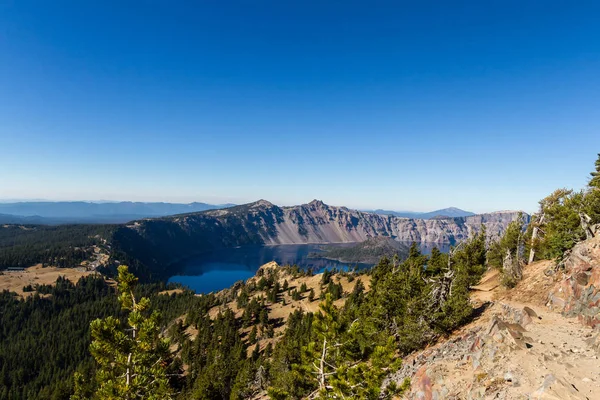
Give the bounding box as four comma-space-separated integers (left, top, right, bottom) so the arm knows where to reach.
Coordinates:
390, 259, 600, 399
498, 299, 599, 399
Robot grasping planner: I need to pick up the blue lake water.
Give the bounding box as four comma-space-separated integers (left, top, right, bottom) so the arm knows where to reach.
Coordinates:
168, 242, 450, 294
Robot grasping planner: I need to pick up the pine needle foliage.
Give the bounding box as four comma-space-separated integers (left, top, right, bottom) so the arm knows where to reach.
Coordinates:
296, 294, 401, 399
72, 265, 176, 400
589, 153, 600, 189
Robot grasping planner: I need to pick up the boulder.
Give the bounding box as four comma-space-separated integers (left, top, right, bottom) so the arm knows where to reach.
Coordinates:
548, 236, 600, 331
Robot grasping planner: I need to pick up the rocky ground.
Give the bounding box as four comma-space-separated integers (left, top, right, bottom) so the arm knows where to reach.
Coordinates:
388, 236, 600, 399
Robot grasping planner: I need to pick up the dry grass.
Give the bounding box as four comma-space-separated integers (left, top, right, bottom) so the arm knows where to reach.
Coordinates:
494, 259, 555, 306
0, 263, 95, 297
206, 262, 371, 354
158, 288, 185, 296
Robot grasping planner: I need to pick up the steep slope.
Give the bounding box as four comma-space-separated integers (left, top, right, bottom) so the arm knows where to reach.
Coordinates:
111, 200, 524, 280
387, 237, 600, 399
200, 200, 522, 245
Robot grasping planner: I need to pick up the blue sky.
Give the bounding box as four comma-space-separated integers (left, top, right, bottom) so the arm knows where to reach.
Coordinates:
1, 1, 599, 213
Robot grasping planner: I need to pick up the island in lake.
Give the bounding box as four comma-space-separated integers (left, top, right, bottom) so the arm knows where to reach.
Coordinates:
310, 237, 411, 264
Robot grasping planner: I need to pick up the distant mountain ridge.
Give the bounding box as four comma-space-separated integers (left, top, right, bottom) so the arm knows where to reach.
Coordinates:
108, 199, 526, 279
0, 201, 236, 224
0, 213, 83, 225
370, 207, 476, 219
0, 199, 527, 281
194, 200, 521, 245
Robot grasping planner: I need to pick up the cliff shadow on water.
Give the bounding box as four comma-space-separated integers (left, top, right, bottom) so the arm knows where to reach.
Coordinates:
166, 241, 452, 294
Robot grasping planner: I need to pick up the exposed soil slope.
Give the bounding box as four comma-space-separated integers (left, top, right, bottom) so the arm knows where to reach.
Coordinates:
390, 238, 600, 399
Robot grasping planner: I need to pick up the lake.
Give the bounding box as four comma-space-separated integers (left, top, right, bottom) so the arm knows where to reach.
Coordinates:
167, 242, 451, 294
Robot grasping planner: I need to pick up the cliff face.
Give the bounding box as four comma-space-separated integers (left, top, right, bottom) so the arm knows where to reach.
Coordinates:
111, 200, 525, 279
199, 199, 525, 245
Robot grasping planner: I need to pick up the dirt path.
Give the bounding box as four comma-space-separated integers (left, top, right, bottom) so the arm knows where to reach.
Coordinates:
390, 261, 600, 399
500, 299, 600, 399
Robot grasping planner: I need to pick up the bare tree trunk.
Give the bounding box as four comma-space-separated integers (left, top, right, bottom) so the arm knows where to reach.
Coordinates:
126, 352, 132, 386
126, 290, 137, 388
528, 214, 544, 264
319, 338, 327, 391
580, 212, 595, 240
503, 248, 522, 282
503, 248, 513, 277
428, 269, 455, 312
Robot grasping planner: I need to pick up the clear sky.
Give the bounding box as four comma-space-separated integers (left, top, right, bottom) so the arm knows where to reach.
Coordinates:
1, 1, 599, 213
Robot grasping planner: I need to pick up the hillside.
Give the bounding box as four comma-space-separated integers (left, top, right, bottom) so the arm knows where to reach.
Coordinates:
110, 200, 523, 279
311, 237, 410, 264
170, 233, 600, 399
0, 224, 114, 270
205, 262, 371, 353
199, 200, 521, 244
387, 235, 600, 399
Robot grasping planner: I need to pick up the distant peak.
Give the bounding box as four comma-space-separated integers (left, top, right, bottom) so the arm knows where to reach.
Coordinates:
251, 199, 274, 208
308, 199, 326, 206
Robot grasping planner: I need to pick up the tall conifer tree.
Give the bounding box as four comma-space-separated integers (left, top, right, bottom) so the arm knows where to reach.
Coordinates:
589, 153, 600, 189
72, 265, 176, 400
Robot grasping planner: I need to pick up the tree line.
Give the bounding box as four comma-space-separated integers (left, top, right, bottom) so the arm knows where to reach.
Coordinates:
488, 153, 600, 287
0, 225, 114, 270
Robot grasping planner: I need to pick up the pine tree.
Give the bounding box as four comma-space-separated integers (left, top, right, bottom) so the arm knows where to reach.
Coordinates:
292, 289, 301, 301
487, 214, 526, 287
72, 265, 176, 400
298, 294, 401, 399
248, 326, 258, 344
589, 153, 600, 189
259, 308, 269, 325
525, 189, 584, 261
426, 247, 447, 277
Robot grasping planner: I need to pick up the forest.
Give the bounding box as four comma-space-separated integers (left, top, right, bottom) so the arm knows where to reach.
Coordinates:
0, 225, 114, 270
0, 233, 486, 400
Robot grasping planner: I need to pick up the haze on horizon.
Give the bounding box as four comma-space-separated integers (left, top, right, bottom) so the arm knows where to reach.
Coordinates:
1, 1, 599, 214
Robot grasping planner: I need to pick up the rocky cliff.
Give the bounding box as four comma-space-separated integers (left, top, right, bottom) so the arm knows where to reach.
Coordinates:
547, 234, 600, 353
110, 199, 525, 280
200, 199, 524, 245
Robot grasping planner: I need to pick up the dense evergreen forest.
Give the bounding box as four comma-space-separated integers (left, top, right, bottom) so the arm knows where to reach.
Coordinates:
0, 277, 201, 400
0, 223, 191, 281
0, 225, 114, 270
